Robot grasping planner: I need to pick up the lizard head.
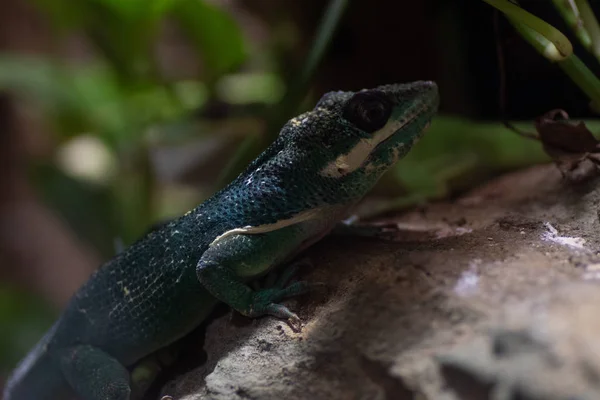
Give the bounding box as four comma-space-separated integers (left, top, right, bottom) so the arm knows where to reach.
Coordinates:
271, 81, 439, 203
225, 81, 438, 223
311, 81, 438, 178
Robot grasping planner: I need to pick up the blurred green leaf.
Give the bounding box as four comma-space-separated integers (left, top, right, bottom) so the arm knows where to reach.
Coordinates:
0, 56, 196, 152
216, 72, 285, 105
0, 56, 74, 104
173, 80, 208, 110
0, 56, 93, 137
172, 0, 246, 79
67, 65, 133, 147
91, 0, 176, 20
395, 116, 600, 197
85, 10, 159, 84
360, 116, 600, 219
0, 57, 132, 149
33, 0, 162, 83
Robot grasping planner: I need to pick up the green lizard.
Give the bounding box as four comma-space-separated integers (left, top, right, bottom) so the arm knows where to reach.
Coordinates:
4, 80, 439, 400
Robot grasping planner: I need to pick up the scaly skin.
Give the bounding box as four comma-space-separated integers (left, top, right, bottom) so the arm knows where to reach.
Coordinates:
4, 81, 439, 400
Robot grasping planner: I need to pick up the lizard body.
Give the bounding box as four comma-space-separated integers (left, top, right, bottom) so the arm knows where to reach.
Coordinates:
4, 81, 438, 400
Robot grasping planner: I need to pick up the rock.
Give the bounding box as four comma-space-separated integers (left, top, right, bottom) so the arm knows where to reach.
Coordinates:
439, 282, 600, 400
158, 165, 600, 400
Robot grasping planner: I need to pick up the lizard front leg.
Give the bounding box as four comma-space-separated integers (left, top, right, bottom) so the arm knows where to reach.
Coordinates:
196, 227, 311, 325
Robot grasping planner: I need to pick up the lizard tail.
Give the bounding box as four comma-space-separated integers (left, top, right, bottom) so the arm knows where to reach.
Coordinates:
3, 322, 70, 400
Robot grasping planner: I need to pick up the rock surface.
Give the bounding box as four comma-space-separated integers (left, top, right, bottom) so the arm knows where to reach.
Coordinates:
159, 164, 600, 400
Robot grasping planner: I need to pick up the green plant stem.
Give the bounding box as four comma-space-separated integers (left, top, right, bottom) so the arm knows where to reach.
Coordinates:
513, 23, 600, 110
557, 54, 600, 108
574, 0, 600, 61
552, 0, 592, 51
483, 0, 573, 59
487, 0, 600, 111
511, 21, 600, 110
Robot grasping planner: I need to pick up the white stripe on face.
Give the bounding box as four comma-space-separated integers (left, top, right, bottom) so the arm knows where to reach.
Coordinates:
319, 118, 408, 178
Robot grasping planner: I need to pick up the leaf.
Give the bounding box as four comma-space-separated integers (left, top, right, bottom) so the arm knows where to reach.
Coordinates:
34, 0, 169, 83
533, 109, 600, 181
171, 0, 246, 78
535, 109, 599, 153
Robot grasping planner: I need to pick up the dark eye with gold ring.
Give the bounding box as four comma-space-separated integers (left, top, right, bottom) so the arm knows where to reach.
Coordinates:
342, 90, 393, 133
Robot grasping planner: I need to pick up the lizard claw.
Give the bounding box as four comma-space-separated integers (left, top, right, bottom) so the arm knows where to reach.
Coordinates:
265, 303, 302, 331
287, 314, 303, 332
244, 260, 321, 330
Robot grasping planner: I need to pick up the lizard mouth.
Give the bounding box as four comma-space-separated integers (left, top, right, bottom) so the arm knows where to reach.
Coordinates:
368, 99, 437, 162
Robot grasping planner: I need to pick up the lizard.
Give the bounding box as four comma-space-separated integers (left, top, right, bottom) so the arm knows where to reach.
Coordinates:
3, 80, 439, 400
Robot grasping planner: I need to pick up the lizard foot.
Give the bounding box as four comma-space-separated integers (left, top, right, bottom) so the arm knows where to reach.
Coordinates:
249, 280, 310, 316
248, 258, 323, 331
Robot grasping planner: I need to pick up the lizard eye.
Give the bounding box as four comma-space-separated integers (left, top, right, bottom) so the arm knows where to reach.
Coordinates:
342, 90, 393, 133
